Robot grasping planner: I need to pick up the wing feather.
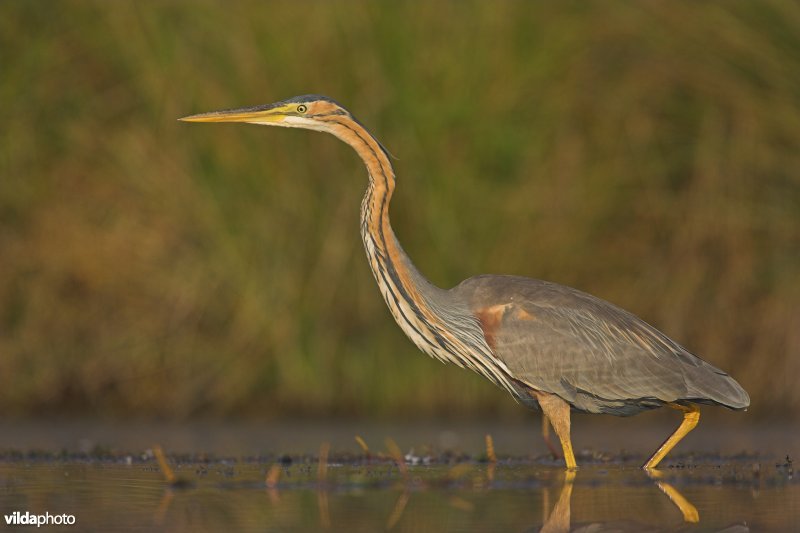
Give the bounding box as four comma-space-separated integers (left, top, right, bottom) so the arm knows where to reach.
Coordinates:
453, 275, 749, 415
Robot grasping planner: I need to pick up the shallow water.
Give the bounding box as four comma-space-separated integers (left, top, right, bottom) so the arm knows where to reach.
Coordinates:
0, 419, 797, 531
1, 459, 796, 531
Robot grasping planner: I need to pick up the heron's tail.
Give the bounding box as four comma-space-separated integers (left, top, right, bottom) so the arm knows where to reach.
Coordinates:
687, 361, 750, 410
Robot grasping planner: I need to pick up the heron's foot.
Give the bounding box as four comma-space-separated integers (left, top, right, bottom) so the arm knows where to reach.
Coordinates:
642, 403, 700, 469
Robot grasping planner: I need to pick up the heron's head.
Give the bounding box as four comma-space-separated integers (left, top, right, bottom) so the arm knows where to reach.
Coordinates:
181, 94, 393, 161
179, 95, 350, 133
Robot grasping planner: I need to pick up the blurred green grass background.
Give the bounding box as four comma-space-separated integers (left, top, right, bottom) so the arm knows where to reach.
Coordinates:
1, 1, 798, 419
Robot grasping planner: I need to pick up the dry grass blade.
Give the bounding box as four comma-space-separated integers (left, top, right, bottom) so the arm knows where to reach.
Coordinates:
317, 442, 332, 528
384, 438, 408, 478
153, 490, 174, 526
487, 461, 496, 484
265, 464, 281, 488
485, 434, 497, 463
385, 491, 410, 530
318, 442, 330, 484
317, 489, 331, 529
354, 435, 371, 458
152, 445, 175, 485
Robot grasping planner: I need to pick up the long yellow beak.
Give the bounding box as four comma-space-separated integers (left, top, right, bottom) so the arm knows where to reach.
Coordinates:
179, 103, 294, 124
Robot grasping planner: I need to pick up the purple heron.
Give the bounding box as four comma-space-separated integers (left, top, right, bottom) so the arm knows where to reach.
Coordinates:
181, 95, 749, 469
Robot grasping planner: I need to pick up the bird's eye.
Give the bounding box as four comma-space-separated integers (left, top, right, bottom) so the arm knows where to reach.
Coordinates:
297, 104, 307, 113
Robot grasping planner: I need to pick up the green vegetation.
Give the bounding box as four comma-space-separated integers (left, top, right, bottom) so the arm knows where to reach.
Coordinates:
1, 1, 798, 418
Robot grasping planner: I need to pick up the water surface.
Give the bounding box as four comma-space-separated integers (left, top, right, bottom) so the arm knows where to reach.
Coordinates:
0, 419, 797, 531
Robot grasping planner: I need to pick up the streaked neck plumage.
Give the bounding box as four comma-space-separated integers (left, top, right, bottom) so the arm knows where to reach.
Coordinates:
320, 114, 447, 354
318, 114, 516, 394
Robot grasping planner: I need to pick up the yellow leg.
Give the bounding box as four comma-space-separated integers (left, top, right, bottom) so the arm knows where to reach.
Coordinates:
643, 403, 700, 469
536, 392, 577, 470
560, 433, 577, 470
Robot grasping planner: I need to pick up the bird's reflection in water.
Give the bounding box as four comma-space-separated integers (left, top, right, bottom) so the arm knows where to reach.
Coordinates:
540, 471, 575, 533
536, 469, 750, 533
645, 470, 698, 524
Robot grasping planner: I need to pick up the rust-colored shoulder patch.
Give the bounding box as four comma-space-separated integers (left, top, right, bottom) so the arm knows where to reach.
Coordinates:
515, 308, 536, 321
475, 303, 537, 351
475, 304, 512, 351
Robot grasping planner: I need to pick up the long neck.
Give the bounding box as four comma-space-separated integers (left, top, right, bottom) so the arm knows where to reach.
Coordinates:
322, 117, 484, 355
322, 117, 447, 350
319, 114, 518, 394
